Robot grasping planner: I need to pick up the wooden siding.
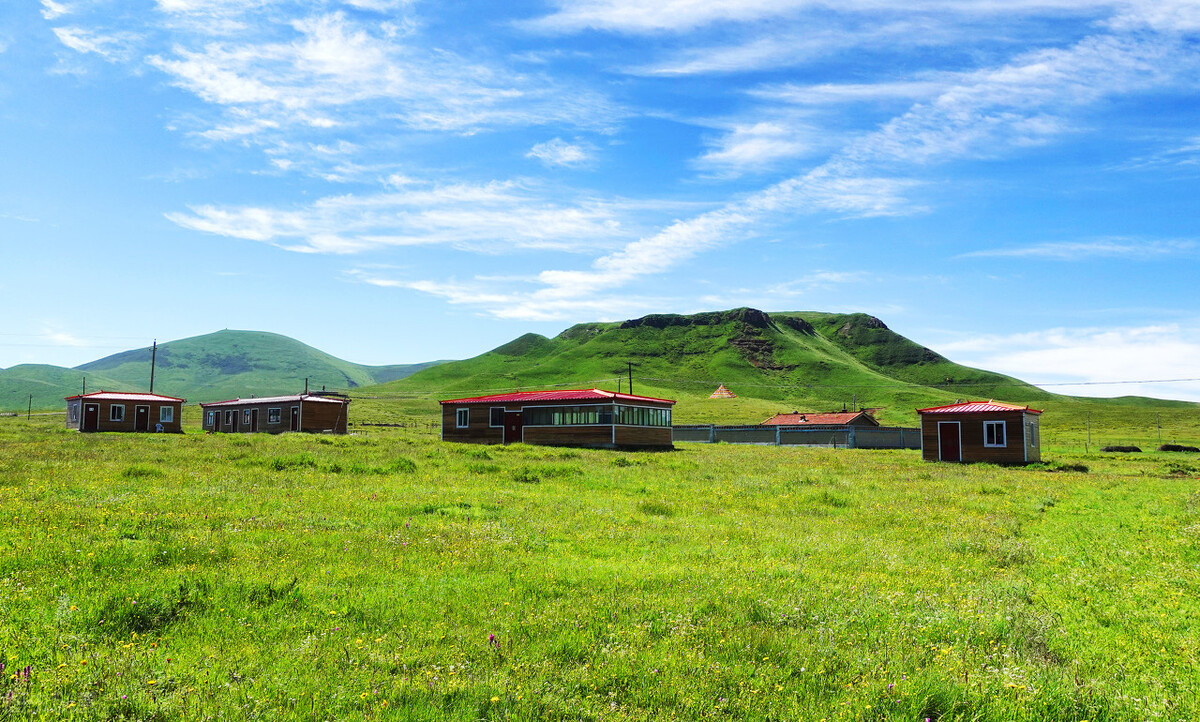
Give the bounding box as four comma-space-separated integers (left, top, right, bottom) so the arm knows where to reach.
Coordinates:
441, 405, 505, 444
921, 411, 1032, 463
614, 425, 673, 447
203, 399, 349, 434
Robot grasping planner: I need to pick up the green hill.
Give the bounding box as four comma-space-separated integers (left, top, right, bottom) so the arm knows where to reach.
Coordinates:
374, 308, 1053, 427
1, 330, 444, 410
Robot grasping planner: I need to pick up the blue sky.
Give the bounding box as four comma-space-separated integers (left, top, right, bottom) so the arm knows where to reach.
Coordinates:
2, 0, 1198, 401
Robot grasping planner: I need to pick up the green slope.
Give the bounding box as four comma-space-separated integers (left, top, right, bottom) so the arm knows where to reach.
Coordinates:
377, 308, 1056, 427
2, 330, 444, 410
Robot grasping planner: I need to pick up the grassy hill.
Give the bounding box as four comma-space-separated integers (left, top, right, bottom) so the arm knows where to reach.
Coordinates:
1, 330, 444, 410
375, 308, 1048, 427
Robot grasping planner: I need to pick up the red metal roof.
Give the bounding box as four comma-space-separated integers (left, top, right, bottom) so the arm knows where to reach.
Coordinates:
65, 391, 185, 403
917, 400, 1043, 415
439, 388, 675, 405
200, 394, 350, 408
761, 412, 876, 426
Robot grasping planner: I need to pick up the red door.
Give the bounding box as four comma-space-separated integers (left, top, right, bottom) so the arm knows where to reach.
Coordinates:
135, 405, 150, 432
938, 422, 961, 462
503, 412, 524, 444
83, 403, 99, 432
290, 406, 300, 431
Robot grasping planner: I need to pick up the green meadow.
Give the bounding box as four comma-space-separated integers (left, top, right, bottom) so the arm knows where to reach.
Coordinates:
2, 406, 1198, 721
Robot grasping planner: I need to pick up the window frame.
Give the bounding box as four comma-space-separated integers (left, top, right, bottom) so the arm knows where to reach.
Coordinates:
983, 419, 1007, 447
489, 407, 505, 427
455, 408, 470, 428
206, 410, 215, 427
268, 407, 281, 424
159, 406, 174, 423
109, 404, 125, 422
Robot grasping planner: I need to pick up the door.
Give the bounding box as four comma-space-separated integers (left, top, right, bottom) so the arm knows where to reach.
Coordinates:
134, 405, 150, 432
250, 408, 259, 432
503, 411, 524, 444
83, 403, 99, 432
938, 421, 961, 462
290, 406, 300, 431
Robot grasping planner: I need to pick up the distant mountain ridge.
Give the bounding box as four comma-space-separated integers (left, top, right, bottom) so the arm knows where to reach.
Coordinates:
1, 330, 445, 410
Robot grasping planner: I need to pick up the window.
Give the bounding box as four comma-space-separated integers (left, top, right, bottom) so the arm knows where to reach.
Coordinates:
68, 405, 78, 423
109, 404, 125, 422
984, 420, 1007, 447
456, 408, 470, 428
268, 408, 281, 424
243, 409, 252, 425
225, 410, 234, 426
489, 407, 505, 427
207, 411, 215, 426
160, 406, 174, 423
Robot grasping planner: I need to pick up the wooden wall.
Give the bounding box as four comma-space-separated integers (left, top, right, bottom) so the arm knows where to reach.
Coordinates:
71, 400, 183, 433
202, 399, 349, 434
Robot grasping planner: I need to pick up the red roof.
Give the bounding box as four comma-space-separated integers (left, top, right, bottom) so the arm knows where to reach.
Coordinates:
762, 411, 877, 426
65, 391, 185, 403
917, 400, 1042, 415
440, 388, 675, 405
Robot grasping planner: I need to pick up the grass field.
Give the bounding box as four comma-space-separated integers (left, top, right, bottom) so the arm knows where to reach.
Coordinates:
2, 409, 1198, 721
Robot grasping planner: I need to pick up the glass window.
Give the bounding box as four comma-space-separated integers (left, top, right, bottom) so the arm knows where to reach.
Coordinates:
456, 408, 470, 428
206, 411, 214, 426
109, 404, 125, 422
225, 410, 234, 426
69, 405, 78, 422
160, 406, 174, 423
268, 408, 281, 424
984, 420, 1007, 447
490, 407, 504, 427
243, 409, 252, 425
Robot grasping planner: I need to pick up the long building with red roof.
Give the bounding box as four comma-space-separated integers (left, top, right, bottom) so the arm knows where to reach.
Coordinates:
439, 388, 675, 449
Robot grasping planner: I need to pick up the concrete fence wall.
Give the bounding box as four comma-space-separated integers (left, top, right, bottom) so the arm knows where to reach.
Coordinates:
673, 424, 921, 449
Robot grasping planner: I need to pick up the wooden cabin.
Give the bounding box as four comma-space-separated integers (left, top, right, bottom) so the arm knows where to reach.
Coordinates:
761, 411, 880, 427
440, 389, 675, 449
200, 393, 350, 434
917, 400, 1042, 463
65, 391, 185, 433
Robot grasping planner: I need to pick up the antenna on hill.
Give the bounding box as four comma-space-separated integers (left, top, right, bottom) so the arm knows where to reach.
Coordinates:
149, 340, 157, 393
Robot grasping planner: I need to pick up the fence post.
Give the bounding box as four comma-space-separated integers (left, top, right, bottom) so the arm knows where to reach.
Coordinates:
709, 424, 715, 443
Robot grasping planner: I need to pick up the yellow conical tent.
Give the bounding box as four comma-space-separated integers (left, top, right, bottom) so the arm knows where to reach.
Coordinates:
709, 384, 737, 399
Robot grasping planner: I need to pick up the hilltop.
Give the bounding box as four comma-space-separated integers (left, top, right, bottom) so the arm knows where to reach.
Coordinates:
0, 330, 443, 410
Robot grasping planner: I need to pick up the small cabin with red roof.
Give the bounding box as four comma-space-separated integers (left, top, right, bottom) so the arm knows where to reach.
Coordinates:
65, 391, 185, 433
439, 389, 675, 449
917, 400, 1042, 463
761, 411, 880, 428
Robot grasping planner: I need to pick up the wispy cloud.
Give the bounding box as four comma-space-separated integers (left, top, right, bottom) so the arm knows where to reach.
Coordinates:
166, 179, 633, 254
960, 238, 1197, 260
527, 138, 593, 167
52, 26, 140, 62
41, 0, 70, 20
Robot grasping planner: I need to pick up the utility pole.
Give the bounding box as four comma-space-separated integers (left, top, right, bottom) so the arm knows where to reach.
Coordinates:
149, 340, 157, 393
28, 394, 32, 420
626, 362, 634, 396
1086, 412, 1091, 454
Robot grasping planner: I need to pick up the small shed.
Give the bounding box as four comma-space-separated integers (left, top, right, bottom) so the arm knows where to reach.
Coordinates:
200, 393, 350, 434
65, 391, 185, 433
917, 400, 1042, 463
440, 388, 675, 449
761, 411, 880, 427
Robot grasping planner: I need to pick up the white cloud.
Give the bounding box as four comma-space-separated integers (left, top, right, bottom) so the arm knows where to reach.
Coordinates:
697, 121, 812, 174
166, 179, 633, 254
41, 0, 70, 20
527, 138, 592, 166
961, 238, 1197, 260
52, 26, 139, 62
938, 324, 1200, 401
